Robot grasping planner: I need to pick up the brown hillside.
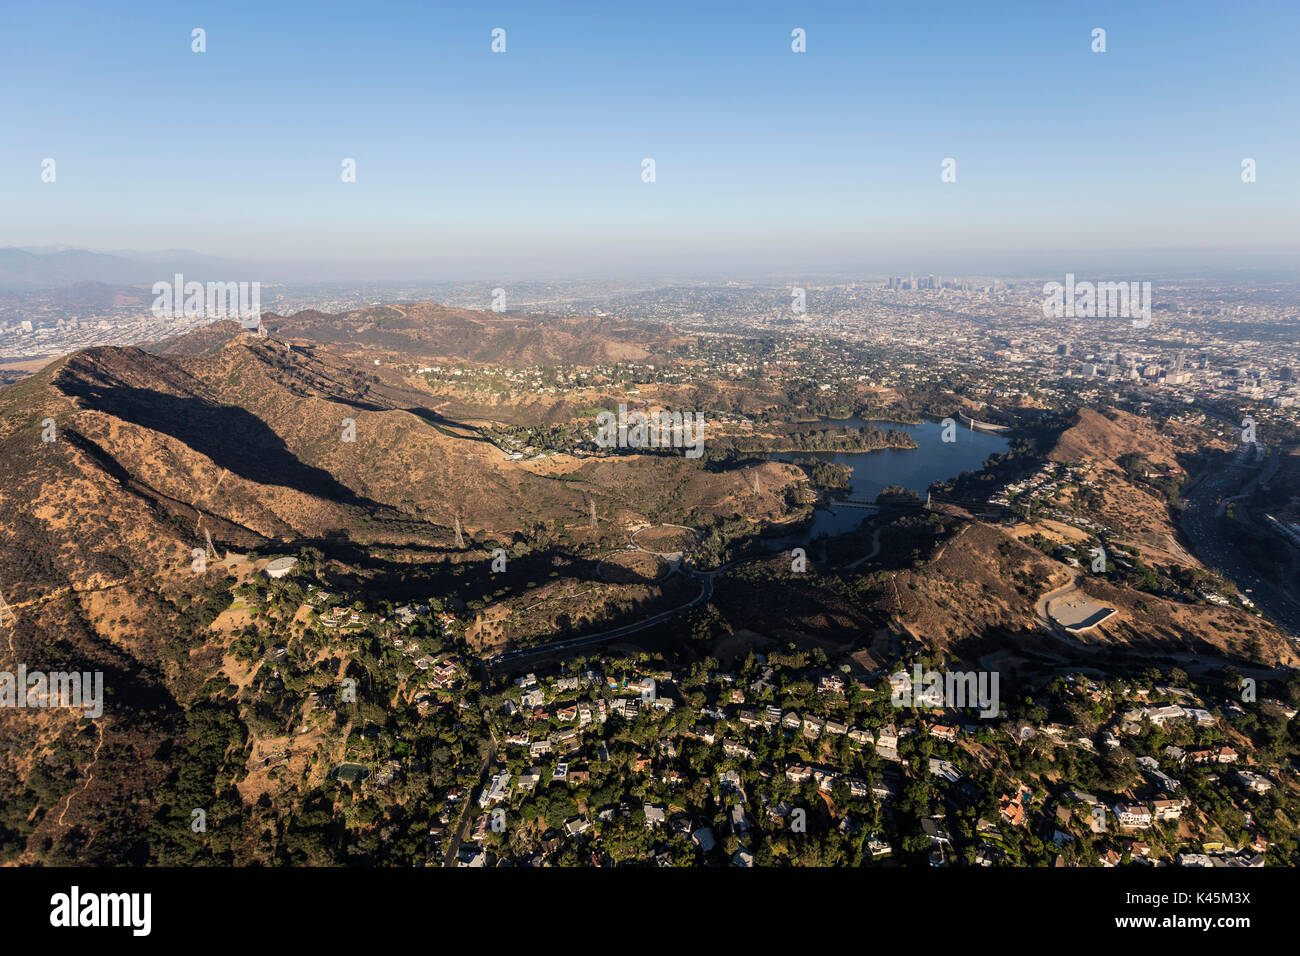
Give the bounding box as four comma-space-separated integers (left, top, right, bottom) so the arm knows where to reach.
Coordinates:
1048, 407, 1178, 467
263, 302, 690, 366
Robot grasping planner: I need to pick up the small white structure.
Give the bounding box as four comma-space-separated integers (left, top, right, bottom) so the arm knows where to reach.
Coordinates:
264, 556, 299, 579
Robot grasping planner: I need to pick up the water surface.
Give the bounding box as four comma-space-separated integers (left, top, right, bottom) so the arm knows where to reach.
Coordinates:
770, 418, 1010, 539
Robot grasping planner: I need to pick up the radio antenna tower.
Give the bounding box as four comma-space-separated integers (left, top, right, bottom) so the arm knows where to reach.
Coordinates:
204, 527, 222, 563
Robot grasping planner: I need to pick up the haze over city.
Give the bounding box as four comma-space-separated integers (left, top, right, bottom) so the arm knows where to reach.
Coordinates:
3, 0, 1299, 278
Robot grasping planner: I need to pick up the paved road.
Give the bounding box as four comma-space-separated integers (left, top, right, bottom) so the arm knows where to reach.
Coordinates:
488, 513, 916, 666
489, 513, 906, 665
442, 727, 497, 866
487, 568, 713, 665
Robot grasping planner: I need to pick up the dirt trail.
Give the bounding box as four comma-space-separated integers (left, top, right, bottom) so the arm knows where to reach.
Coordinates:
56, 720, 106, 828
843, 526, 884, 570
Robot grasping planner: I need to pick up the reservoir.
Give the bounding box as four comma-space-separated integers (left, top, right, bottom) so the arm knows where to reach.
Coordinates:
770, 418, 1010, 539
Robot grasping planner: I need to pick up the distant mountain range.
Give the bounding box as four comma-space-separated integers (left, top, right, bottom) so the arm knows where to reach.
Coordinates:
0, 247, 251, 290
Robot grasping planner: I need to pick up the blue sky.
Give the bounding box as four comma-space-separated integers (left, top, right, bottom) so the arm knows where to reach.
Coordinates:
2, 0, 1298, 278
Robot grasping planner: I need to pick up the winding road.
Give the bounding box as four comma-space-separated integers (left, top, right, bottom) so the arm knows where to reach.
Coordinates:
488, 514, 896, 666
488, 567, 713, 664
442, 727, 497, 866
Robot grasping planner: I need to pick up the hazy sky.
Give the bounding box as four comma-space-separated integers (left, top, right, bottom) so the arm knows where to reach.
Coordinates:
3, 0, 1298, 278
